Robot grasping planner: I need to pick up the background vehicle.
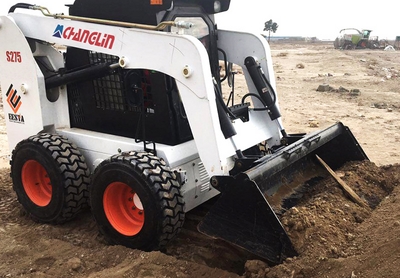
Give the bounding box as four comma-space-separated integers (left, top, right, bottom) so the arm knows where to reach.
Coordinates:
333, 28, 385, 49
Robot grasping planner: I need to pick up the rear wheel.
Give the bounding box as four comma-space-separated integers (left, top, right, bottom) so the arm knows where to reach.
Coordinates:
344, 42, 355, 50
90, 152, 185, 250
11, 133, 90, 223
333, 38, 340, 49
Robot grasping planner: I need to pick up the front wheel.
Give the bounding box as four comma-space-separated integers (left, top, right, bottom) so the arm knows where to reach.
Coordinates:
11, 133, 90, 223
90, 152, 185, 250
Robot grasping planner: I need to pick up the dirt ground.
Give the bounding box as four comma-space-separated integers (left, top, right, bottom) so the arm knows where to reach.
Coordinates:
1, 41, 400, 278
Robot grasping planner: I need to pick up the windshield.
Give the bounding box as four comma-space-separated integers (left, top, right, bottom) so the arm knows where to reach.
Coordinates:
171, 17, 210, 50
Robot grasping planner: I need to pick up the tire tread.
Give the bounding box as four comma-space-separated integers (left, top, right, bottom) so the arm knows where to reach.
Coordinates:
11, 133, 90, 223
95, 151, 185, 249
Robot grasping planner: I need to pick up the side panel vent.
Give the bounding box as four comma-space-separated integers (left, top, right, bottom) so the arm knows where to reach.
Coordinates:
198, 162, 209, 182
198, 162, 210, 193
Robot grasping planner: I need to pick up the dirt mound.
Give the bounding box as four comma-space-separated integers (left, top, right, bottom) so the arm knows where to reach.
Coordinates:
244, 161, 400, 278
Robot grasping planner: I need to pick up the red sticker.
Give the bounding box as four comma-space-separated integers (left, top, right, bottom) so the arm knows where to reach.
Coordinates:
6, 51, 22, 63
150, 0, 163, 5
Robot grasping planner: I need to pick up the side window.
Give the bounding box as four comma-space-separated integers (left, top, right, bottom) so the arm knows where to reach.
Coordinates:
171, 17, 210, 50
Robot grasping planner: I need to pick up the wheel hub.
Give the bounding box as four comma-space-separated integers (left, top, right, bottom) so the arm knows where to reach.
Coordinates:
103, 182, 145, 236
21, 160, 52, 207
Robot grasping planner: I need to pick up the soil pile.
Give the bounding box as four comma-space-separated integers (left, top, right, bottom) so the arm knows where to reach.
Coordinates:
244, 161, 400, 278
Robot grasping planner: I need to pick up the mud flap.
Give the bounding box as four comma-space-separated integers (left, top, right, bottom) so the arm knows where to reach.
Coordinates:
198, 122, 368, 264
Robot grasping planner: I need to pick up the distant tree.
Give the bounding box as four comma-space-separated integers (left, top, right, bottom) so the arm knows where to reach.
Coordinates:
264, 19, 279, 42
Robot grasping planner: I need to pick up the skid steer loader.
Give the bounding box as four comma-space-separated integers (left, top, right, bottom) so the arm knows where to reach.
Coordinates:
0, 0, 367, 264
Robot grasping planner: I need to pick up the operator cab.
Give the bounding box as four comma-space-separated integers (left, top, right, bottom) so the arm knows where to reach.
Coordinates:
65, 0, 230, 151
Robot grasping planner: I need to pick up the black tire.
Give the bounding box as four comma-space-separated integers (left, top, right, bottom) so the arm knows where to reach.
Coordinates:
11, 133, 90, 223
333, 38, 340, 49
90, 151, 185, 250
344, 42, 355, 50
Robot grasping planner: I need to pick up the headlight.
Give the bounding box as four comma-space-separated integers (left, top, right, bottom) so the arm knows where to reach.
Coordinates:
214, 1, 221, 13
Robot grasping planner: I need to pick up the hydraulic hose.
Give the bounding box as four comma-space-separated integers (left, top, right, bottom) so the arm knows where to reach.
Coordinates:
241, 93, 269, 111
8, 3, 35, 13
218, 48, 229, 83
213, 80, 237, 139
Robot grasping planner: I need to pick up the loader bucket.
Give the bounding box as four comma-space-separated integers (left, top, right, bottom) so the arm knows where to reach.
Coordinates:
198, 122, 367, 264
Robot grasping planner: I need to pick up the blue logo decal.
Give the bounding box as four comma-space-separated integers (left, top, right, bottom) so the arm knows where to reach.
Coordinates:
53, 24, 64, 38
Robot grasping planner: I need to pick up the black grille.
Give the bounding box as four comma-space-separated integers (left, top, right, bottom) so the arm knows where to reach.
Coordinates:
89, 52, 154, 113
93, 73, 125, 111
68, 85, 85, 124
66, 47, 192, 145
89, 52, 125, 111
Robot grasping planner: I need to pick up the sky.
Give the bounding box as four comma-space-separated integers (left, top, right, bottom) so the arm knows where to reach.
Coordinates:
0, 0, 398, 41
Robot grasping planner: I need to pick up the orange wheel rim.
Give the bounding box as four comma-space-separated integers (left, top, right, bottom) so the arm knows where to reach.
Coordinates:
103, 182, 145, 236
21, 160, 52, 207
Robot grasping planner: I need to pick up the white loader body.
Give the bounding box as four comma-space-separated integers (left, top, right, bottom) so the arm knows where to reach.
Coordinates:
0, 12, 281, 211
